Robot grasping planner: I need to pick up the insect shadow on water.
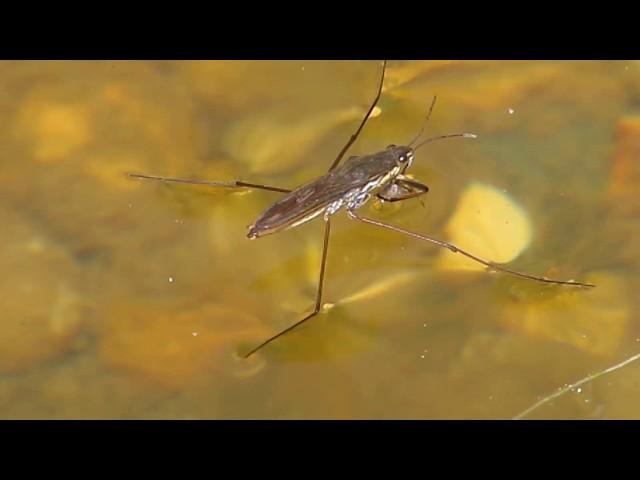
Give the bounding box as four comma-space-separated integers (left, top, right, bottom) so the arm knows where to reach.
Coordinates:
129, 60, 595, 359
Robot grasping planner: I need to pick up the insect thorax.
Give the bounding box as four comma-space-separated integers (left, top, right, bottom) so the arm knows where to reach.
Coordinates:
323, 165, 401, 221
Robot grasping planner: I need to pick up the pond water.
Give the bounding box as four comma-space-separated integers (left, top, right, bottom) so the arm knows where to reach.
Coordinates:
1, 60, 638, 419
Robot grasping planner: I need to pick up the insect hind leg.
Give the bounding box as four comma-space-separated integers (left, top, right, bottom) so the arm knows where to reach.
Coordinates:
127, 173, 292, 194
346, 208, 595, 288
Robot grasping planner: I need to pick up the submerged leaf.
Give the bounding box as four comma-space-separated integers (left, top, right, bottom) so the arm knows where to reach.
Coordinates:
436, 182, 532, 272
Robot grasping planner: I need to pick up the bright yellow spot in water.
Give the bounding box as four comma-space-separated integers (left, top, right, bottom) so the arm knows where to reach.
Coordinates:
336, 271, 417, 305
20, 101, 91, 162
436, 182, 532, 272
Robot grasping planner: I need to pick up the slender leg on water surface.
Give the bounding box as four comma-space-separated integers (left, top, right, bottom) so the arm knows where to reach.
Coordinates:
243, 220, 332, 358
243, 61, 390, 356
127, 173, 292, 194
346, 209, 595, 288
328, 60, 387, 172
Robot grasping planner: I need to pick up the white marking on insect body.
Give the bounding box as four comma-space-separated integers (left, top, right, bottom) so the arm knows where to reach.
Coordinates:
347, 190, 371, 210
324, 198, 344, 220
286, 207, 327, 230
324, 173, 395, 221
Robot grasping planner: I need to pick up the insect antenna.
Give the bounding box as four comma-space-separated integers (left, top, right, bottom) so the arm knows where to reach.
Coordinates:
413, 132, 477, 151
408, 95, 438, 147
406, 95, 477, 151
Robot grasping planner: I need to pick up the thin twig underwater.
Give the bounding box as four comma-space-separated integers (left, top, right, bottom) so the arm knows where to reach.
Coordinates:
128, 60, 595, 358
514, 351, 640, 419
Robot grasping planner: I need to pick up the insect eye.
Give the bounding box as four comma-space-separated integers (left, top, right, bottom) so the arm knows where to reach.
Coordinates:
399, 155, 406, 163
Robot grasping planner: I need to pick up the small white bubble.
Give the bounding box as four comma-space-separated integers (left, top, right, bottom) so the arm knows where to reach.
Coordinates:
168, 276, 174, 283
507, 108, 515, 115
192, 332, 198, 337
301, 66, 305, 71
576, 388, 582, 394
423, 323, 427, 327
420, 355, 425, 359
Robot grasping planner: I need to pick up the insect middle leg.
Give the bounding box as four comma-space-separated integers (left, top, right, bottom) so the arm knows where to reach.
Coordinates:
127, 173, 292, 194
346, 208, 595, 288
243, 61, 388, 357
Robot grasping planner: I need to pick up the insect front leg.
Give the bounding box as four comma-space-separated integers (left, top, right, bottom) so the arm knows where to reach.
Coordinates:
377, 175, 429, 203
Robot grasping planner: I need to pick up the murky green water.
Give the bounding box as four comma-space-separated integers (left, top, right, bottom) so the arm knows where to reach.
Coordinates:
1, 60, 639, 419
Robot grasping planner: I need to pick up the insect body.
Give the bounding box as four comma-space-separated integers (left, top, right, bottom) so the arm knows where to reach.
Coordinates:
248, 146, 410, 239
129, 60, 594, 359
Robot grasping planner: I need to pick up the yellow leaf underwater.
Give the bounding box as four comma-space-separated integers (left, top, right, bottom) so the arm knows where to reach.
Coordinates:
436, 182, 532, 272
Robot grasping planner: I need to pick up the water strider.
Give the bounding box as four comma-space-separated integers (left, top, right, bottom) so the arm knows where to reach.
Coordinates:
129, 61, 595, 358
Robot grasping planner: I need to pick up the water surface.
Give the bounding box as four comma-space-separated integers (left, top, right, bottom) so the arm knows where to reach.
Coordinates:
1, 60, 638, 419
